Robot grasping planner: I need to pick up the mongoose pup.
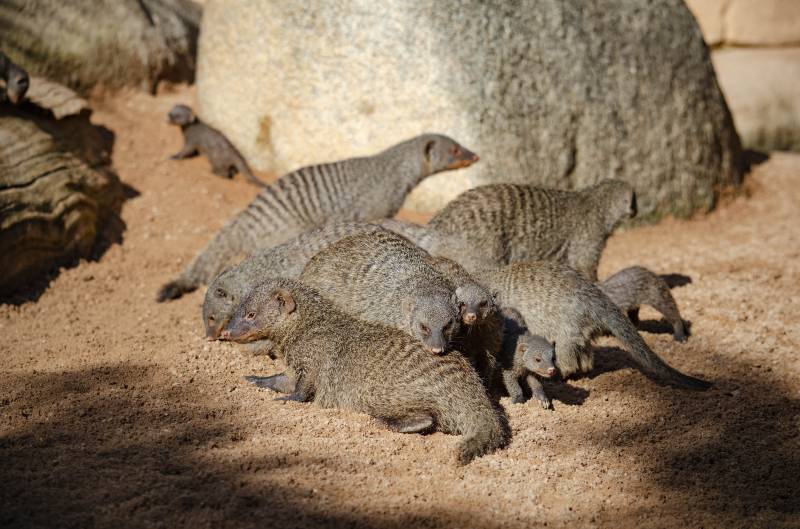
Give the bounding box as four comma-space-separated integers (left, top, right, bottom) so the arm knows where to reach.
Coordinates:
299, 231, 462, 354
428, 255, 502, 386
498, 307, 557, 408
600, 266, 688, 342
221, 278, 508, 465
0, 51, 29, 104
167, 104, 266, 187
203, 222, 388, 340
479, 261, 711, 390
157, 134, 479, 301
423, 181, 636, 280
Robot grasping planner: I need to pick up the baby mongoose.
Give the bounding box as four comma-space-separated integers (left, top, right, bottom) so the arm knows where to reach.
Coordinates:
203, 222, 388, 341
299, 230, 462, 354
221, 278, 508, 465
167, 104, 266, 187
499, 307, 557, 408
600, 266, 688, 342
479, 261, 711, 390
157, 134, 479, 301
423, 180, 637, 280
0, 51, 29, 104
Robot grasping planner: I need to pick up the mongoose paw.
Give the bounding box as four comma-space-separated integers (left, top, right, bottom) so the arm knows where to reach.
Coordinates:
537, 397, 552, 410
156, 281, 192, 302
674, 331, 688, 343
510, 395, 526, 404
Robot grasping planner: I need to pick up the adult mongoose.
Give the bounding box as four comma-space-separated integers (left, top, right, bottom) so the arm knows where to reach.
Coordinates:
478, 261, 711, 390
220, 278, 508, 465
167, 104, 266, 187
600, 266, 688, 342
498, 307, 557, 408
299, 230, 462, 354
0, 51, 29, 104
203, 222, 388, 340
422, 180, 636, 280
157, 133, 479, 301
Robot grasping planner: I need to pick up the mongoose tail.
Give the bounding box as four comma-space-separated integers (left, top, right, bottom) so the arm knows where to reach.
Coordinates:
595, 303, 711, 390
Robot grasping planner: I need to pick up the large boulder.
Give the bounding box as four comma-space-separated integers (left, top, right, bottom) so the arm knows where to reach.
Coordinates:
712, 48, 800, 153
197, 0, 743, 218
0, 0, 201, 93
685, 0, 800, 47
0, 99, 122, 297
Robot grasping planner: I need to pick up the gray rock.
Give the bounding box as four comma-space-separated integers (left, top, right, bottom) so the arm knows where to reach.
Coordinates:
0, 0, 201, 93
0, 105, 122, 297
197, 0, 742, 219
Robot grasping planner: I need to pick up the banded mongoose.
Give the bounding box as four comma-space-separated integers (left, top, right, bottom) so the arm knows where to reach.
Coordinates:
498, 307, 557, 408
157, 134, 479, 301
203, 222, 388, 341
600, 266, 688, 342
220, 278, 508, 465
167, 104, 266, 187
0, 51, 29, 104
428, 255, 502, 386
478, 261, 711, 390
299, 230, 462, 354
422, 181, 637, 280
377, 218, 429, 246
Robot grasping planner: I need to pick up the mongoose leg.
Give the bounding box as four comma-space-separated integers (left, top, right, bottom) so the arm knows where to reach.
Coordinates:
384, 413, 435, 434
244, 374, 296, 394
526, 375, 551, 409
274, 377, 313, 402
170, 141, 198, 160
502, 370, 526, 404
649, 297, 688, 342
241, 338, 276, 357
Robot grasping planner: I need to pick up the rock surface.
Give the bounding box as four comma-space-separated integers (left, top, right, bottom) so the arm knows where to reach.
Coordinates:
685, 0, 800, 47
0, 107, 122, 297
0, 0, 201, 94
712, 47, 800, 152
197, 0, 742, 218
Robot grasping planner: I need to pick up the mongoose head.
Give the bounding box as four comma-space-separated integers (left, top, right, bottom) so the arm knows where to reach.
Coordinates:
455, 282, 496, 326
4, 63, 28, 104
220, 282, 297, 343
403, 291, 461, 354
593, 180, 637, 232
519, 335, 556, 378
202, 269, 242, 340
422, 135, 480, 173
168, 104, 196, 126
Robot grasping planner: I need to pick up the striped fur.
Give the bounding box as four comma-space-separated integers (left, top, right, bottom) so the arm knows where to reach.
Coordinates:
223, 278, 509, 465
158, 133, 478, 301
423, 180, 636, 280
479, 261, 710, 390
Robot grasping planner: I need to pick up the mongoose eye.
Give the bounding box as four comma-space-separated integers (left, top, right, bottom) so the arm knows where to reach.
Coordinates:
216, 288, 226, 298
452, 147, 460, 155
208, 315, 215, 322
479, 301, 487, 308
535, 357, 541, 363
419, 323, 431, 336
246, 312, 256, 320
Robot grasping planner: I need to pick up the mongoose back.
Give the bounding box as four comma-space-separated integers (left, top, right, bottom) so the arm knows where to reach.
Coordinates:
600, 266, 688, 342
0, 51, 29, 104
157, 134, 479, 301
221, 278, 508, 465
479, 261, 711, 390
167, 104, 266, 187
299, 230, 462, 354
203, 222, 388, 340
424, 181, 636, 279
498, 307, 557, 408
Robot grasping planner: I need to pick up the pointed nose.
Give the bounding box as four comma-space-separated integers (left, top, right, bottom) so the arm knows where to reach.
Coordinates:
219, 329, 231, 340
426, 346, 444, 355
463, 312, 477, 325
546, 367, 556, 376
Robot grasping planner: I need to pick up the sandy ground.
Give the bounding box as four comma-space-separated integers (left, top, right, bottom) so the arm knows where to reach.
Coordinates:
1, 88, 799, 529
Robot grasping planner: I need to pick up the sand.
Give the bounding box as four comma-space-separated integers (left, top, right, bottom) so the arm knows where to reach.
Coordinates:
1, 87, 798, 529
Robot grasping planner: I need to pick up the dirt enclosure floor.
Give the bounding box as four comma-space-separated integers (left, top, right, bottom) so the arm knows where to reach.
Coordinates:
1, 88, 799, 529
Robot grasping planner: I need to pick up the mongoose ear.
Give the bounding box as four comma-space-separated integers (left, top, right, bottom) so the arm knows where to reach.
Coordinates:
274, 288, 296, 315
424, 140, 436, 162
